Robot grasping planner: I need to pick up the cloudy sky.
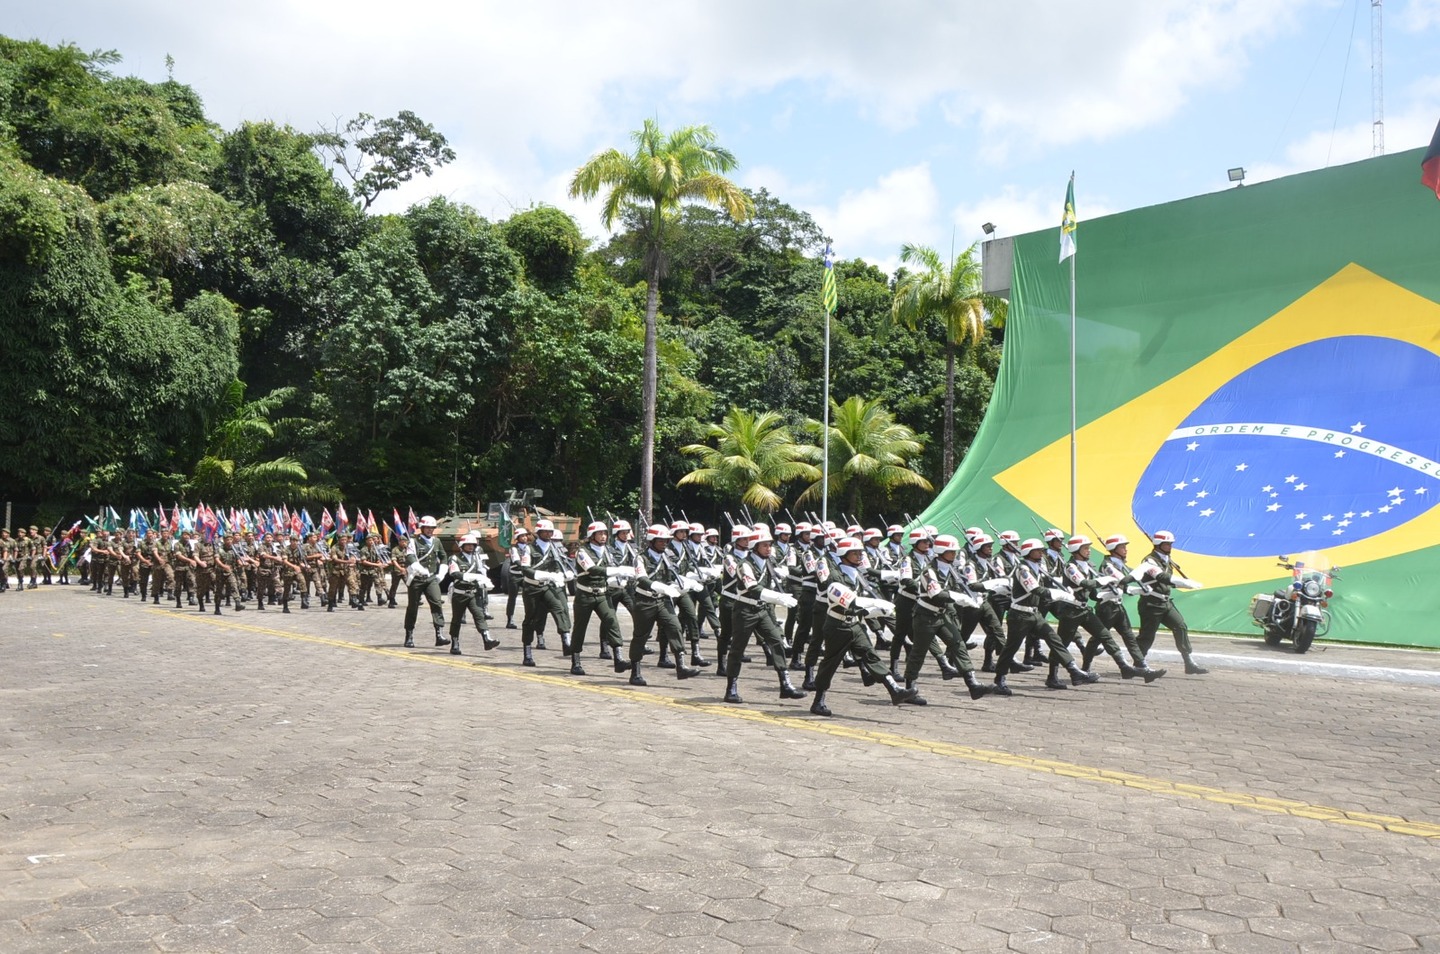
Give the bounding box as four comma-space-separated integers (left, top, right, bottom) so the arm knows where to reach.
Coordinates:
12, 1, 1440, 270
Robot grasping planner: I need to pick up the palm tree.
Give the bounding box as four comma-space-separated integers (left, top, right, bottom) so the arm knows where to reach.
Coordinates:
798, 396, 932, 518
189, 382, 326, 504
570, 120, 753, 513
889, 241, 1007, 483
679, 407, 819, 513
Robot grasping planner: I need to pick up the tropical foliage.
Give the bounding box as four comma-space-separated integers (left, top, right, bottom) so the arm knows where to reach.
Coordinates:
798, 397, 932, 518
0, 35, 1005, 528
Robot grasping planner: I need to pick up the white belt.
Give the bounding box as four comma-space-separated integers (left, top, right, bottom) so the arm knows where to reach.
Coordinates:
1008, 605, 1037, 615
802, 581, 818, 589
826, 608, 857, 622
916, 599, 947, 613
734, 595, 761, 606
576, 583, 607, 595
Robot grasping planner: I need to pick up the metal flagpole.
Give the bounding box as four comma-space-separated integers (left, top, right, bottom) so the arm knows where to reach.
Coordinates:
822, 302, 831, 527
1069, 221, 1077, 536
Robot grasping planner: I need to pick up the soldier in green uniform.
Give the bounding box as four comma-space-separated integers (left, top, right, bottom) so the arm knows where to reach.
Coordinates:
213, 535, 248, 614
172, 530, 200, 607
0, 529, 14, 592
570, 521, 632, 675
902, 535, 992, 703
399, 517, 447, 648
278, 531, 305, 612
301, 531, 326, 607
1136, 530, 1209, 675
810, 538, 919, 716
31, 527, 54, 588
1057, 535, 1163, 681
724, 526, 805, 704
87, 529, 110, 594
992, 539, 1097, 695
626, 524, 700, 686
190, 534, 215, 614
446, 532, 499, 656
356, 534, 387, 608
517, 519, 572, 667
147, 529, 174, 604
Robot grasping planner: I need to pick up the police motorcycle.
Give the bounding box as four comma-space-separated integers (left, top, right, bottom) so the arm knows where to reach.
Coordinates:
1248, 554, 1337, 654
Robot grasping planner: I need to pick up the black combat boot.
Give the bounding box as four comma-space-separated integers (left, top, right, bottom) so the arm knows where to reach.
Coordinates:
778, 671, 807, 700
964, 671, 991, 700
1143, 664, 1167, 683
675, 658, 699, 680
656, 645, 675, 669
689, 640, 708, 667
450, 633, 462, 656
882, 674, 915, 705
569, 654, 585, 675
628, 661, 647, 686
902, 678, 928, 705
1184, 655, 1209, 675
435, 628, 449, 647
1068, 662, 1099, 685
1114, 651, 1142, 680
810, 691, 832, 717
599, 644, 613, 660
522, 645, 535, 667
482, 631, 500, 651
939, 659, 961, 680
1045, 660, 1068, 689
560, 632, 572, 656
613, 655, 631, 674
801, 665, 817, 692
404, 630, 415, 648
723, 677, 742, 704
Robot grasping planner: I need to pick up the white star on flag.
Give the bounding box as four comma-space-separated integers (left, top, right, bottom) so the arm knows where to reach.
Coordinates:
1154, 489, 1165, 497
1236, 463, 1248, 471
1343, 512, 1355, 518
1199, 508, 1215, 517
1173, 482, 1187, 491
1186, 442, 1199, 451
1300, 522, 1314, 530
1334, 451, 1345, 458
1350, 422, 1365, 433
1361, 511, 1372, 517
1417, 488, 1429, 496
1295, 512, 1307, 519
1186, 500, 1197, 507
1285, 475, 1297, 483
1394, 497, 1405, 506
1322, 514, 1333, 521
1332, 528, 1345, 535
1294, 483, 1307, 491
1388, 487, 1403, 496
1196, 491, 1209, 499
1262, 485, 1274, 493
1266, 503, 1282, 512
1338, 519, 1351, 527
1379, 505, 1392, 513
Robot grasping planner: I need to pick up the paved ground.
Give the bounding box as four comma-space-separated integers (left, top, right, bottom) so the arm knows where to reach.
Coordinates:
3, 585, 1438, 953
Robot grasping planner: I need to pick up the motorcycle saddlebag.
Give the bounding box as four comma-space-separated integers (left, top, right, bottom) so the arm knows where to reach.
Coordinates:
1249, 593, 1275, 625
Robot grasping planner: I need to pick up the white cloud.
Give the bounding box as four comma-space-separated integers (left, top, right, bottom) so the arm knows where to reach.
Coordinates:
1398, 0, 1440, 32
810, 164, 942, 270
1245, 74, 1440, 184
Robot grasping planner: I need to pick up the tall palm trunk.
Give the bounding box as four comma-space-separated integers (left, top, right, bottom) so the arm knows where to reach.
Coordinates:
942, 337, 956, 484
640, 262, 660, 516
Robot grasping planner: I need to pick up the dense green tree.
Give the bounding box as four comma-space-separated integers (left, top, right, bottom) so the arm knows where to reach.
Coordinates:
679, 408, 818, 513
188, 383, 326, 504
316, 110, 456, 211
569, 119, 753, 514
501, 205, 587, 293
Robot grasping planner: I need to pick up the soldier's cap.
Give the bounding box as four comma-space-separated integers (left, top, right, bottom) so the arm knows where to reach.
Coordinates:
999, 530, 1021, 545
1103, 534, 1129, 550
669, 520, 689, 534
611, 519, 632, 532
773, 522, 792, 535
460, 532, 481, 547
862, 527, 882, 541
29, 525, 38, 532
887, 524, 904, 536
586, 521, 608, 537
970, 532, 994, 548
645, 524, 672, 541
704, 528, 719, 539
1043, 528, 1065, 543
908, 527, 932, 543
835, 537, 863, 556
532, 518, 554, 533
933, 534, 960, 554
1066, 534, 1091, 553
1020, 538, 1046, 557
1152, 530, 1175, 545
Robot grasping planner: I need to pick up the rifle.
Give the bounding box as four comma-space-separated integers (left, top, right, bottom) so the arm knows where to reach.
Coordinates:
741, 505, 756, 527
1084, 520, 1107, 545
1029, 514, 1046, 535
983, 517, 1003, 539
723, 511, 736, 528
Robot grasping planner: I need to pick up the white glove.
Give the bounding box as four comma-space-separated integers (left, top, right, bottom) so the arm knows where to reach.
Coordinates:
771, 565, 790, 580
605, 566, 637, 579
405, 563, 431, 585
1047, 587, 1080, 605
1173, 576, 1204, 590
435, 563, 450, 584
534, 570, 565, 586
761, 588, 798, 608
949, 591, 981, 609
462, 572, 487, 586
651, 581, 681, 599
855, 596, 895, 618
880, 569, 901, 582
681, 574, 705, 593
981, 578, 1011, 593
698, 565, 722, 581
1124, 582, 1145, 596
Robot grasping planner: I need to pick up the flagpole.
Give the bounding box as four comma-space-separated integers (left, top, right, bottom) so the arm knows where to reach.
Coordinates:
1069, 247, 1077, 536
822, 301, 831, 527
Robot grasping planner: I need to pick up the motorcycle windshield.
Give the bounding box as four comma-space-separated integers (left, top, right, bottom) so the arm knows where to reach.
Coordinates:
1289, 551, 1333, 587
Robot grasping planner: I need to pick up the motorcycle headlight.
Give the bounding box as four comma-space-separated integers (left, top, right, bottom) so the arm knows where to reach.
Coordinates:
1302, 580, 1321, 599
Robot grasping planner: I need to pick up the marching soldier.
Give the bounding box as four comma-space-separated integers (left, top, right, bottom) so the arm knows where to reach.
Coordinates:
902, 534, 991, 703
991, 539, 1097, 695
1136, 530, 1209, 675
626, 524, 701, 686
1091, 535, 1146, 668
505, 526, 531, 629
325, 530, 360, 612
715, 524, 750, 675
446, 532, 499, 656
810, 537, 919, 716
400, 516, 447, 648
356, 534, 387, 608
889, 527, 932, 677
723, 526, 805, 704
190, 534, 215, 614
961, 533, 1013, 673
518, 520, 572, 667
571, 521, 632, 674
213, 535, 248, 614
1055, 535, 1162, 682
301, 531, 326, 606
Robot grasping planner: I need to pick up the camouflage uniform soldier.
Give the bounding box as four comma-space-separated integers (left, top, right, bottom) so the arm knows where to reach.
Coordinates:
213, 536, 248, 615
0, 529, 13, 592
356, 535, 386, 607
33, 527, 55, 586
190, 535, 215, 614
279, 532, 306, 612
148, 530, 175, 604
172, 530, 201, 607
253, 532, 279, 610
135, 529, 158, 600
326, 531, 359, 612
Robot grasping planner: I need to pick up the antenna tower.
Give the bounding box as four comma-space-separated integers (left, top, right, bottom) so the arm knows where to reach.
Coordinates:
1371, 0, 1384, 156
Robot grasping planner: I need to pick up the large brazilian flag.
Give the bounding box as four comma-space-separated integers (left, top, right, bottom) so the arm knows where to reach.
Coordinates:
920, 148, 1440, 646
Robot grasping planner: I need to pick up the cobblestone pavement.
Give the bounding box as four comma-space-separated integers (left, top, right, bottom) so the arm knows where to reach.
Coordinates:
3, 586, 1438, 952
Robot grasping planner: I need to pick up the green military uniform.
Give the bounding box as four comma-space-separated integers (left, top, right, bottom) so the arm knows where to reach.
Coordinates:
325, 533, 359, 612
147, 534, 174, 604
903, 547, 990, 700
213, 540, 247, 615
172, 534, 199, 606
810, 549, 919, 716
1136, 537, 1208, 675
1056, 545, 1159, 681
356, 538, 385, 607
627, 533, 698, 686
723, 534, 803, 703
992, 548, 1092, 694
570, 528, 627, 674
518, 531, 572, 665
400, 529, 447, 647
446, 538, 498, 656
191, 539, 215, 612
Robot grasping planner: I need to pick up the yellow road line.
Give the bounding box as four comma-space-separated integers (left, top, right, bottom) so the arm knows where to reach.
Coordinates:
152, 609, 1440, 841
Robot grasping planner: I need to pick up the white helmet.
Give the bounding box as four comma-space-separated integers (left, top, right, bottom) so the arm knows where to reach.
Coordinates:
586, 521, 608, 538
751, 526, 774, 544
933, 534, 960, 555
460, 532, 480, 547
1044, 527, 1065, 543
909, 527, 932, 543
1104, 534, 1129, 551
1019, 538, 1045, 557
1066, 534, 1091, 553
886, 524, 904, 536
418, 515, 438, 529
689, 521, 704, 536
704, 527, 719, 539
731, 524, 751, 543
835, 537, 863, 557
645, 524, 672, 541
964, 526, 984, 542
534, 518, 555, 533
611, 519, 632, 533
774, 522, 792, 535
1152, 530, 1176, 545
924, 524, 939, 537
862, 527, 882, 542
999, 530, 1020, 547
795, 521, 813, 535
846, 524, 862, 536
670, 520, 690, 534
970, 532, 994, 548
